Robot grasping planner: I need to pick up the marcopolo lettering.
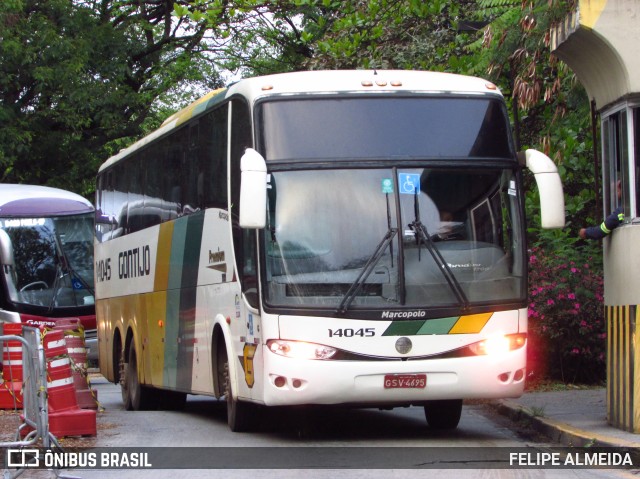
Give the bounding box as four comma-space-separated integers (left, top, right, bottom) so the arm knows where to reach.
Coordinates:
381, 310, 427, 319
118, 245, 152, 279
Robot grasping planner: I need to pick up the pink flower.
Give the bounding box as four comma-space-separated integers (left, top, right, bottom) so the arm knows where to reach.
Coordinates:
568, 293, 576, 300
547, 299, 555, 305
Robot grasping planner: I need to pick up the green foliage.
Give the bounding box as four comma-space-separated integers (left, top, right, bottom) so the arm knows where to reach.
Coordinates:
302, 0, 475, 71
527, 245, 605, 385
0, 0, 223, 195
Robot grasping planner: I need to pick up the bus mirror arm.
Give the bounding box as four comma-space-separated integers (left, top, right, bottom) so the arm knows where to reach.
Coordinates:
239, 148, 268, 229
519, 149, 565, 229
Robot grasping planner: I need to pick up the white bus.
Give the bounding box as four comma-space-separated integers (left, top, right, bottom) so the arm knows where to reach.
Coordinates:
0, 184, 96, 357
94, 70, 564, 430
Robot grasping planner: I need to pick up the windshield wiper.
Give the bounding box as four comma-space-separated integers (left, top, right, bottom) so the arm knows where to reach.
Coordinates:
47, 231, 94, 312
336, 228, 398, 314
410, 193, 469, 311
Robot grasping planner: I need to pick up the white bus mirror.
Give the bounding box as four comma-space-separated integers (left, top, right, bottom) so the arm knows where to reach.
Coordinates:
239, 148, 267, 229
0, 229, 15, 266
519, 149, 565, 229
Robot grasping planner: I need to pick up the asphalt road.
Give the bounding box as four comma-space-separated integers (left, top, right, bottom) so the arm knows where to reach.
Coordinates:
4, 375, 638, 479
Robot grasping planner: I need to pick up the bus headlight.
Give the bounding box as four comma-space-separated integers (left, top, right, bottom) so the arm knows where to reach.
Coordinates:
267, 339, 337, 360
468, 333, 526, 356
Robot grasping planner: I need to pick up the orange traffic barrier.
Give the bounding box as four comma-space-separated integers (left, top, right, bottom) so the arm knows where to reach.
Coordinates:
42, 329, 96, 437
54, 318, 98, 409
0, 323, 24, 409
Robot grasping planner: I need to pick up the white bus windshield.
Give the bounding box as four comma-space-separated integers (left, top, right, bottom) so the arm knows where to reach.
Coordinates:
263, 168, 525, 314
258, 97, 513, 161
0, 213, 95, 309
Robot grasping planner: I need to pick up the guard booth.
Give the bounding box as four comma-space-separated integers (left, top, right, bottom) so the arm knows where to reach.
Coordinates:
552, 0, 640, 432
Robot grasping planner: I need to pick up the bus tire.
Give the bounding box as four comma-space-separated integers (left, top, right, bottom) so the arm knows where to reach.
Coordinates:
224, 361, 253, 432
122, 343, 156, 411
424, 399, 463, 429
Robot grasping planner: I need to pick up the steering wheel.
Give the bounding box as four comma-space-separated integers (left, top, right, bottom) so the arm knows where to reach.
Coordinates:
20, 281, 49, 292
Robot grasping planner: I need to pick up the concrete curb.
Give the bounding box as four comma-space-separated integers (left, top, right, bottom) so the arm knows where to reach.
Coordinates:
492, 399, 640, 449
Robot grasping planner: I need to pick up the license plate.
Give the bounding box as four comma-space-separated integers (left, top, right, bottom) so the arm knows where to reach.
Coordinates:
384, 374, 427, 389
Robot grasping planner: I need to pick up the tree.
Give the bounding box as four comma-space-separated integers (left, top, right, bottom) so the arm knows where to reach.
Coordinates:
0, 0, 223, 194
303, 0, 475, 72
467, 1, 598, 234
470, 0, 606, 384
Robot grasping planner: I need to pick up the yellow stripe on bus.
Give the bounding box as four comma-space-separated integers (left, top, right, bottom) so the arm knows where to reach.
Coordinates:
448, 313, 493, 334
144, 291, 167, 387
154, 221, 174, 292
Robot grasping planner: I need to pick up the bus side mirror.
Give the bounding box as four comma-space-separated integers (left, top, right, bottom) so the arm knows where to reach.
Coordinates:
519, 149, 565, 229
239, 148, 267, 229
0, 229, 15, 266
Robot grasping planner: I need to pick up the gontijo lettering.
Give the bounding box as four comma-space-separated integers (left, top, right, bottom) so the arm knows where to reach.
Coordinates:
118, 245, 151, 279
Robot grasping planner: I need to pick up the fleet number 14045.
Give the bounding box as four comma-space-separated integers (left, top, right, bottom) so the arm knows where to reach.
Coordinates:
328, 328, 375, 337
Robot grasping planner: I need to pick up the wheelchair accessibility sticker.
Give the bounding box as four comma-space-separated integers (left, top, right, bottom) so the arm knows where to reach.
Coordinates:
398, 173, 421, 194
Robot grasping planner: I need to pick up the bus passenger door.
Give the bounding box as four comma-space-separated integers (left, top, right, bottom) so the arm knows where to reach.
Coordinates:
235, 228, 263, 402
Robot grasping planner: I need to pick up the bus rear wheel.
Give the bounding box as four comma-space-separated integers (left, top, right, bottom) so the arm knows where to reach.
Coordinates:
223, 361, 253, 432
121, 344, 156, 411
424, 399, 463, 429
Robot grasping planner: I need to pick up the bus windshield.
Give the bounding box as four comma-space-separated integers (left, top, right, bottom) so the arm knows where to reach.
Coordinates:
258, 97, 513, 161
0, 213, 95, 309
263, 167, 525, 314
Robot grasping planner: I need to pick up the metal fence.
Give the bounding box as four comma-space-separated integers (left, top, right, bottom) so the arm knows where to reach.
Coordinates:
1, 326, 60, 478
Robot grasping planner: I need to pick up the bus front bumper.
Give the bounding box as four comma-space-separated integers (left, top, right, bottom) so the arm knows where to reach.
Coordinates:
261, 348, 526, 407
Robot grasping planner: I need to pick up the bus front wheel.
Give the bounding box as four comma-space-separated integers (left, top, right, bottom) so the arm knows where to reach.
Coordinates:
424, 399, 463, 429
223, 361, 253, 432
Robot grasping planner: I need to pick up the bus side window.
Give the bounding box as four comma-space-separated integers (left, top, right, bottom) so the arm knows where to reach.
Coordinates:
95, 174, 107, 242
126, 157, 144, 233
113, 162, 128, 238
99, 169, 116, 241
164, 138, 183, 220
184, 122, 200, 215
199, 105, 228, 209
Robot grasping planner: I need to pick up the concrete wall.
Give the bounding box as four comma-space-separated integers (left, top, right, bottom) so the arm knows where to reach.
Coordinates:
552, 0, 640, 111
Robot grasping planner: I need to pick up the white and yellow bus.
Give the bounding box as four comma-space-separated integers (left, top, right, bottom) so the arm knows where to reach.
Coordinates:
94, 70, 564, 431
